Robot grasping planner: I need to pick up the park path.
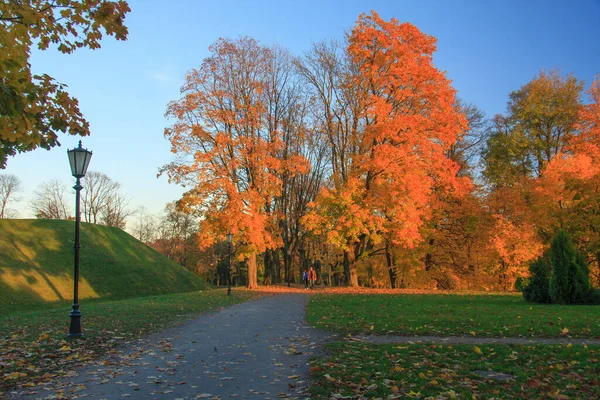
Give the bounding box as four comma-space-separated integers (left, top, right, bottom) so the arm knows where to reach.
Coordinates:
25, 294, 332, 400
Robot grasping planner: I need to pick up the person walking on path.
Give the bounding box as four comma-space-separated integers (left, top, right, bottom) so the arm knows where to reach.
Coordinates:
303, 269, 309, 289
309, 266, 316, 289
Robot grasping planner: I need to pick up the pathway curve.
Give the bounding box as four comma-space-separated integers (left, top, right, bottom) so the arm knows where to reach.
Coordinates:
24, 294, 331, 400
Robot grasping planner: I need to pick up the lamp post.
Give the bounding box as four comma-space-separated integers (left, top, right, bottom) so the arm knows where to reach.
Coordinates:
226, 233, 233, 296
67, 141, 92, 338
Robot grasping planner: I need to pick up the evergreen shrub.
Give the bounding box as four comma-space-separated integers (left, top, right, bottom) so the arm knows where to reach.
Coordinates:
549, 231, 591, 304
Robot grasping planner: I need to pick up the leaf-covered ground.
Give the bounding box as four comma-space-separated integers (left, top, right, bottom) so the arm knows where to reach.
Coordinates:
310, 342, 600, 399
306, 293, 600, 338
0, 289, 260, 394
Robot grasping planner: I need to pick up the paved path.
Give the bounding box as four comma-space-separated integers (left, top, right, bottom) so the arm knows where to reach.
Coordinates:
28, 294, 331, 400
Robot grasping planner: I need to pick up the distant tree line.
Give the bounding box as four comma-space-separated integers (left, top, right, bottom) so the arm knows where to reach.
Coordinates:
0, 171, 132, 229
159, 12, 600, 291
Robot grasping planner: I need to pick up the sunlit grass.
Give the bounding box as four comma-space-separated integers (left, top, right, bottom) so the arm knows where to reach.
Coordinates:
0, 219, 209, 315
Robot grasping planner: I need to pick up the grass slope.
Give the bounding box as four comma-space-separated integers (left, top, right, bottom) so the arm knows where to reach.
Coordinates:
0, 219, 209, 315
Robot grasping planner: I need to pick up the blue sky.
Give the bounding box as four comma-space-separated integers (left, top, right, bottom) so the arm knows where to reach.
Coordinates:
4, 0, 600, 226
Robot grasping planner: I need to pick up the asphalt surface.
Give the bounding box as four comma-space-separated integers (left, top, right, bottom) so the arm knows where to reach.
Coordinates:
29, 294, 330, 400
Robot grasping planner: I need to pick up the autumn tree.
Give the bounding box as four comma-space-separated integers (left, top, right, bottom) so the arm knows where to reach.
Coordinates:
259, 45, 327, 284
420, 101, 491, 289
302, 12, 470, 286
296, 39, 368, 285
163, 37, 308, 289
479, 71, 586, 287
535, 78, 600, 286
149, 202, 201, 273
483, 71, 583, 187
0, 173, 21, 218
30, 179, 70, 219
0, 0, 130, 168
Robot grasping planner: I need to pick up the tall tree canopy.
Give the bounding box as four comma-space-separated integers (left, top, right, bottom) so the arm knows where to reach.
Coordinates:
483, 71, 583, 187
163, 37, 309, 288
302, 12, 470, 286
0, 0, 130, 168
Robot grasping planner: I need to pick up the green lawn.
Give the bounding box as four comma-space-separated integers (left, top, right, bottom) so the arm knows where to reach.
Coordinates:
310, 342, 600, 399
0, 289, 260, 392
307, 293, 600, 338
307, 293, 600, 399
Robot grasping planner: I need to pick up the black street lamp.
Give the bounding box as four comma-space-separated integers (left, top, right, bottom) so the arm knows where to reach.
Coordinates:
67, 141, 92, 338
226, 233, 233, 296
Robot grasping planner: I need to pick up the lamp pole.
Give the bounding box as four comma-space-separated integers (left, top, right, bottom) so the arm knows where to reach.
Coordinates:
67, 141, 92, 339
226, 233, 233, 296
69, 176, 83, 337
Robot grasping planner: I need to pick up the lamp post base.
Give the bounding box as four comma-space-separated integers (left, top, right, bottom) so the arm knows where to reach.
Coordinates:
227, 286, 231, 296
68, 305, 82, 339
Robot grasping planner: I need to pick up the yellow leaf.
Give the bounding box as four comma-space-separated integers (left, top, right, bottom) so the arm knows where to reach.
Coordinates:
418, 372, 426, 379
5, 372, 27, 380
392, 366, 405, 372
469, 331, 476, 336
287, 375, 298, 379
370, 325, 374, 331
473, 346, 482, 355
561, 327, 569, 335
59, 345, 71, 352
429, 379, 438, 385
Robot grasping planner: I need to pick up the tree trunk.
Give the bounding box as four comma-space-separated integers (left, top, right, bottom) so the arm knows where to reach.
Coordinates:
385, 242, 397, 289
272, 249, 280, 284
247, 252, 258, 289
283, 248, 292, 286
344, 247, 359, 287
264, 251, 272, 285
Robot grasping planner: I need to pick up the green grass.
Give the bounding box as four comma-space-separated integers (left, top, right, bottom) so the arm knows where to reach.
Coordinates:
307, 294, 600, 338
310, 342, 600, 399
0, 289, 261, 392
0, 219, 209, 315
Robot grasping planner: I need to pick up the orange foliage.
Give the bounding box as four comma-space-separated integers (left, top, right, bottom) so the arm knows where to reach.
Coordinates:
304, 11, 471, 253
163, 38, 309, 287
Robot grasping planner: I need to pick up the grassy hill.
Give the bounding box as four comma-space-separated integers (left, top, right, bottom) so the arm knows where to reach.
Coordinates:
0, 219, 209, 315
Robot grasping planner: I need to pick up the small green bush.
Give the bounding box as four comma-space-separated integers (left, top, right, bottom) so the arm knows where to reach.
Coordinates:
549, 231, 591, 304
523, 253, 551, 303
